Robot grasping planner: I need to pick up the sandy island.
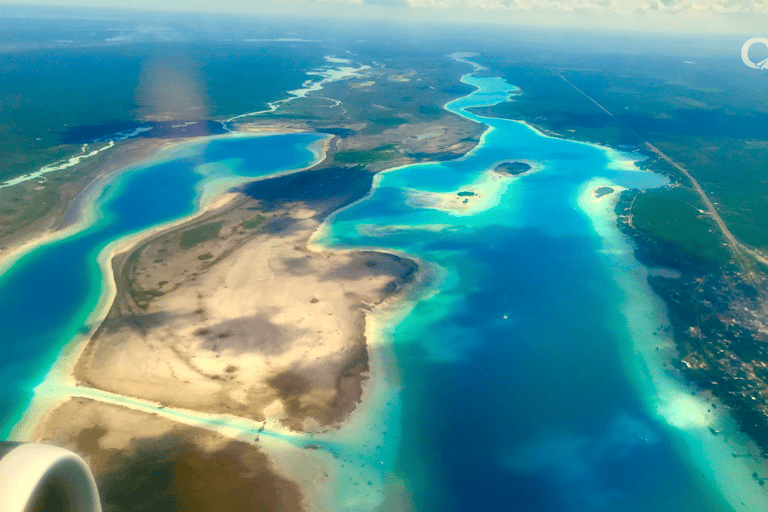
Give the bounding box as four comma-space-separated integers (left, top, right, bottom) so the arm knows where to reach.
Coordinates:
72, 195, 417, 430
404, 162, 541, 215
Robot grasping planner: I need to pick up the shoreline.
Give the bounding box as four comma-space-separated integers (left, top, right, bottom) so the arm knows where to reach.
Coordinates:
578, 178, 768, 510
10, 131, 332, 440
225, 57, 369, 123
11, 127, 428, 510
302, 58, 768, 509
6, 51, 757, 512
0, 138, 195, 276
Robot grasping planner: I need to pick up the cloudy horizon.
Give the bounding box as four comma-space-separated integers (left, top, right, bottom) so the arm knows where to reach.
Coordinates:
1, 0, 765, 34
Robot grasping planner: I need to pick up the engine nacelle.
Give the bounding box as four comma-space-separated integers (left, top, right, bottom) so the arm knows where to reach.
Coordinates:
0, 442, 101, 512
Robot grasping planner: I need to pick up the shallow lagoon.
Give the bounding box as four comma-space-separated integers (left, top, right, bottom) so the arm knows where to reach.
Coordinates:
1, 57, 767, 512
314, 65, 768, 511
0, 133, 326, 435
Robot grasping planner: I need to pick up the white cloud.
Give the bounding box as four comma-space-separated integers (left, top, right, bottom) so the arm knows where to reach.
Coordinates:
8, 0, 767, 32
401, 0, 768, 12
711, 0, 743, 10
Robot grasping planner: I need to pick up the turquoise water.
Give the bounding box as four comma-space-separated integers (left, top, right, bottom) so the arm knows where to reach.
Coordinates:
0, 132, 326, 436
2, 57, 767, 512
311, 68, 767, 510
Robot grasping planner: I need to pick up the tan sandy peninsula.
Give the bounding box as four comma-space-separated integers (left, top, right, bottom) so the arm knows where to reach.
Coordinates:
18, 132, 419, 512
73, 169, 417, 432
233, 120, 313, 133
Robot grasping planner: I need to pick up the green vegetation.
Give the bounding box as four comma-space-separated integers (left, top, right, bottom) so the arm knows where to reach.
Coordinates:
494, 161, 532, 175
418, 105, 442, 117
180, 222, 223, 249
371, 117, 408, 128
653, 138, 768, 251
478, 54, 768, 252
334, 145, 401, 165
594, 187, 614, 198
131, 288, 165, 308
197, 253, 214, 261
0, 44, 325, 182
629, 186, 731, 267
457, 191, 475, 197
241, 215, 266, 230
0, 42, 329, 242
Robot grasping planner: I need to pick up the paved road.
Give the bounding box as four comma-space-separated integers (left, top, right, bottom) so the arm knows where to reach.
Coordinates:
556, 72, 768, 273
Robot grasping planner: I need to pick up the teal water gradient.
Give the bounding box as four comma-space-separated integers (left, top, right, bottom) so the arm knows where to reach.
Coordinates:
1, 58, 766, 512
311, 65, 768, 510
0, 133, 326, 436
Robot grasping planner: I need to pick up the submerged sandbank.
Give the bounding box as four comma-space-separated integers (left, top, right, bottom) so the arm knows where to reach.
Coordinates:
579, 177, 768, 511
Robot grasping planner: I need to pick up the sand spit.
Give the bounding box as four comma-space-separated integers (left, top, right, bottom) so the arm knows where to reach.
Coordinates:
0, 138, 189, 275
579, 177, 768, 511
233, 121, 313, 133
404, 168, 519, 215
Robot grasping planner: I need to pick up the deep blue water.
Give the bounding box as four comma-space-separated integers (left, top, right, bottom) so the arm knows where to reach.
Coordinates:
316, 71, 740, 511
0, 133, 325, 435
391, 229, 720, 512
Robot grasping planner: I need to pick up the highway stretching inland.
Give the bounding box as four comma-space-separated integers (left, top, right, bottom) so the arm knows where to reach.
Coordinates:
556, 72, 768, 279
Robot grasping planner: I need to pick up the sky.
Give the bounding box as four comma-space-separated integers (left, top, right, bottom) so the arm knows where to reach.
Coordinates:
1, 0, 766, 34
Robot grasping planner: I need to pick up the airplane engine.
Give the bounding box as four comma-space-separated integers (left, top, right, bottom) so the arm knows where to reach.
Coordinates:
0, 442, 101, 512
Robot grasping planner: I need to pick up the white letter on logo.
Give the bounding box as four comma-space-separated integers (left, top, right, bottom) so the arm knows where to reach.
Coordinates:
742, 38, 768, 70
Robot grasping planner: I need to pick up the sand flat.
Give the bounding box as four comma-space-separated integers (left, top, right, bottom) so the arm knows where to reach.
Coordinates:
74, 188, 417, 431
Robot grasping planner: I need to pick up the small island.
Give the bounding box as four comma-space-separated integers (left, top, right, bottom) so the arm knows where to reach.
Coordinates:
594, 186, 615, 198
406, 188, 483, 212
493, 161, 532, 176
